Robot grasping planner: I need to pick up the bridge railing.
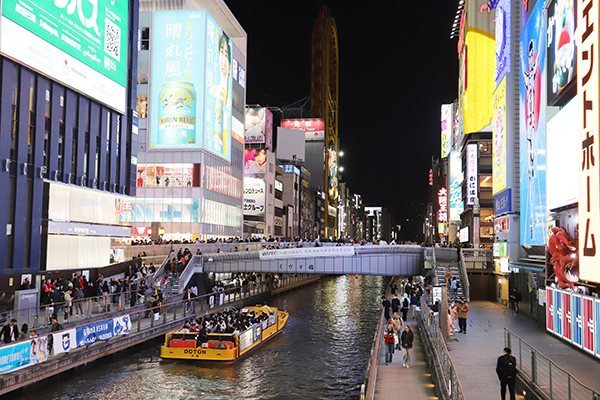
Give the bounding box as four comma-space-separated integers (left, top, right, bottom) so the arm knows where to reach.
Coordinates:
461, 248, 492, 263
504, 328, 600, 400
418, 300, 465, 400
361, 307, 385, 400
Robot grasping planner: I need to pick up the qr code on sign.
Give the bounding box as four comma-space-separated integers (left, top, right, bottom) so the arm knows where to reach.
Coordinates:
105, 18, 121, 62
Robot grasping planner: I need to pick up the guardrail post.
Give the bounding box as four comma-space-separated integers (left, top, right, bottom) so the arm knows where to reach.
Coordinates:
151, 310, 154, 327
549, 362, 553, 399
137, 312, 141, 331
567, 374, 571, 400
531, 349, 537, 385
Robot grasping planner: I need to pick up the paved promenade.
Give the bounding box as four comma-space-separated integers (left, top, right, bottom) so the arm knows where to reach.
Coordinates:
374, 320, 438, 400
374, 300, 600, 399
447, 301, 600, 399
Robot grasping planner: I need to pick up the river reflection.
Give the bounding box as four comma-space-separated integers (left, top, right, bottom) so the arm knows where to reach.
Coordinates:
17, 275, 386, 400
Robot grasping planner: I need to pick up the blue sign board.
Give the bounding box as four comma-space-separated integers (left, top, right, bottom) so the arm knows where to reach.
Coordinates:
495, 0, 512, 87
76, 320, 115, 347
494, 188, 512, 215
573, 294, 583, 348
554, 289, 563, 336
0, 341, 31, 373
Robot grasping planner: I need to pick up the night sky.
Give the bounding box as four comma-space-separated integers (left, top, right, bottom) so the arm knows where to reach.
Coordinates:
225, 1, 460, 229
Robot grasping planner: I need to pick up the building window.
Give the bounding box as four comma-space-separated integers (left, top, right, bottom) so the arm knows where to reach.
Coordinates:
137, 95, 148, 118
141, 27, 150, 50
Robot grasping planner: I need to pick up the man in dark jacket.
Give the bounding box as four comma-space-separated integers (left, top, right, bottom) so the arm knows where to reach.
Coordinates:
380, 296, 391, 321
391, 294, 400, 315
1, 319, 19, 343
496, 347, 517, 400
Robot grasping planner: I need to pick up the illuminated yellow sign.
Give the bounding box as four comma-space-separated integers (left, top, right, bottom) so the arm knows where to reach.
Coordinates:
578, 0, 600, 283
462, 29, 495, 135
492, 77, 507, 194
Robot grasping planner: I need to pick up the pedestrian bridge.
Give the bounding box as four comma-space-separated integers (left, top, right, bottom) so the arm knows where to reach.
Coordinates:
200, 245, 425, 276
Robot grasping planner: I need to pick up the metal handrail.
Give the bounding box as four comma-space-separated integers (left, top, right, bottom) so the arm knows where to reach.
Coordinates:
419, 301, 466, 400
177, 255, 202, 292
153, 252, 174, 281
461, 248, 492, 262
504, 328, 600, 400
458, 253, 470, 302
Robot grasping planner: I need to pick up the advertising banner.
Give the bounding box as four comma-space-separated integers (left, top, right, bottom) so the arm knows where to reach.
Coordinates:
231, 116, 244, 144
244, 149, 267, 176
546, 287, 554, 332
547, 99, 578, 210
245, 107, 268, 144
281, 119, 325, 141
449, 151, 464, 221
76, 320, 114, 347
563, 291, 572, 342
584, 297, 595, 354
573, 294, 583, 348
259, 246, 355, 260
327, 145, 338, 202
441, 104, 452, 159
519, 0, 547, 246
113, 315, 131, 336
53, 328, 77, 356
151, 11, 206, 149
546, 0, 576, 105
577, 0, 600, 283
554, 288, 563, 336
0, 0, 128, 113
492, 77, 507, 194
243, 178, 266, 216
466, 143, 477, 205
0, 336, 48, 373
438, 188, 448, 223
495, 0, 511, 87
203, 13, 232, 161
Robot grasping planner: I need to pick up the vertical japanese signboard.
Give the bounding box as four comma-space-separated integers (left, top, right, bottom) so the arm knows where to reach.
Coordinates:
554, 288, 563, 336
438, 188, 448, 223
495, 0, 512, 87
519, 0, 547, 246
492, 77, 507, 194
578, 0, 600, 284
466, 143, 477, 205
449, 151, 464, 221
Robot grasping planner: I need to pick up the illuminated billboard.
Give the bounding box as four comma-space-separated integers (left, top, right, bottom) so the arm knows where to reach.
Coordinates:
231, 116, 244, 144
449, 151, 464, 221
245, 107, 273, 146
547, 98, 578, 210
244, 148, 267, 176
495, 0, 511, 87
492, 77, 507, 194
547, 0, 577, 105
441, 104, 452, 158
150, 10, 232, 162
438, 188, 448, 223
281, 119, 325, 141
328, 143, 338, 202
578, 0, 600, 283
0, 0, 128, 113
466, 143, 477, 206
243, 178, 266, 216
519, 0, 547, 246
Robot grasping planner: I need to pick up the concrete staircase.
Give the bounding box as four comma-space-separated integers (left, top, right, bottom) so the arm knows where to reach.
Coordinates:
436, 261, 465, 301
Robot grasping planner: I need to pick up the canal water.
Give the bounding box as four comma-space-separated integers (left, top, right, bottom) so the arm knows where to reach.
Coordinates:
17, 275, 387, 400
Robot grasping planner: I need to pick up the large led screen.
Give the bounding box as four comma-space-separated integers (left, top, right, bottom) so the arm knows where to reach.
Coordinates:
519, 0, 547, 246
0, 0, 128, 113
245, 107, 273, 146
492, 77, 507, 194
547, 98, 578, 210
244, 148, 267, 177
327, 143, 338, 203
150, 10, 232, 162
547, 0, 576, 105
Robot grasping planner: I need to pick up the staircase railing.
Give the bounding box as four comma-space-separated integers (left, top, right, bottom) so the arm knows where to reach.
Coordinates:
458, 250, 470, 302
177, 255, 203, 292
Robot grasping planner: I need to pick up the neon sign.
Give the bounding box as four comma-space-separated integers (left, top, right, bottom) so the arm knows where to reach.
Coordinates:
438, 187, 448, 222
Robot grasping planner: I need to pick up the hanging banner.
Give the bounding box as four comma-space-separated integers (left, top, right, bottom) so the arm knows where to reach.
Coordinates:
572, 294, 583, 348
53, 328, 77, 356
259, 246, 354, 260
563, 291, 572, 342
76, 320, 114, 347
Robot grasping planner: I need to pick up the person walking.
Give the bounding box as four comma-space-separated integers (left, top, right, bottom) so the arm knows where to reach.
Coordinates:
384, 325, 395, 365
392, 312, 404, 350
391, 294, 400, 316
380, 296, 391, 321
401, 295, 410, 322
496, 347, 518, 400
400, 325, 414, 368
451, 277, 459, 300
458, 298, 470, 334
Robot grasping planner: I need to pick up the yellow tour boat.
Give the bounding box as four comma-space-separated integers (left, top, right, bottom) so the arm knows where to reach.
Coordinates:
160, 305, 289, 362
